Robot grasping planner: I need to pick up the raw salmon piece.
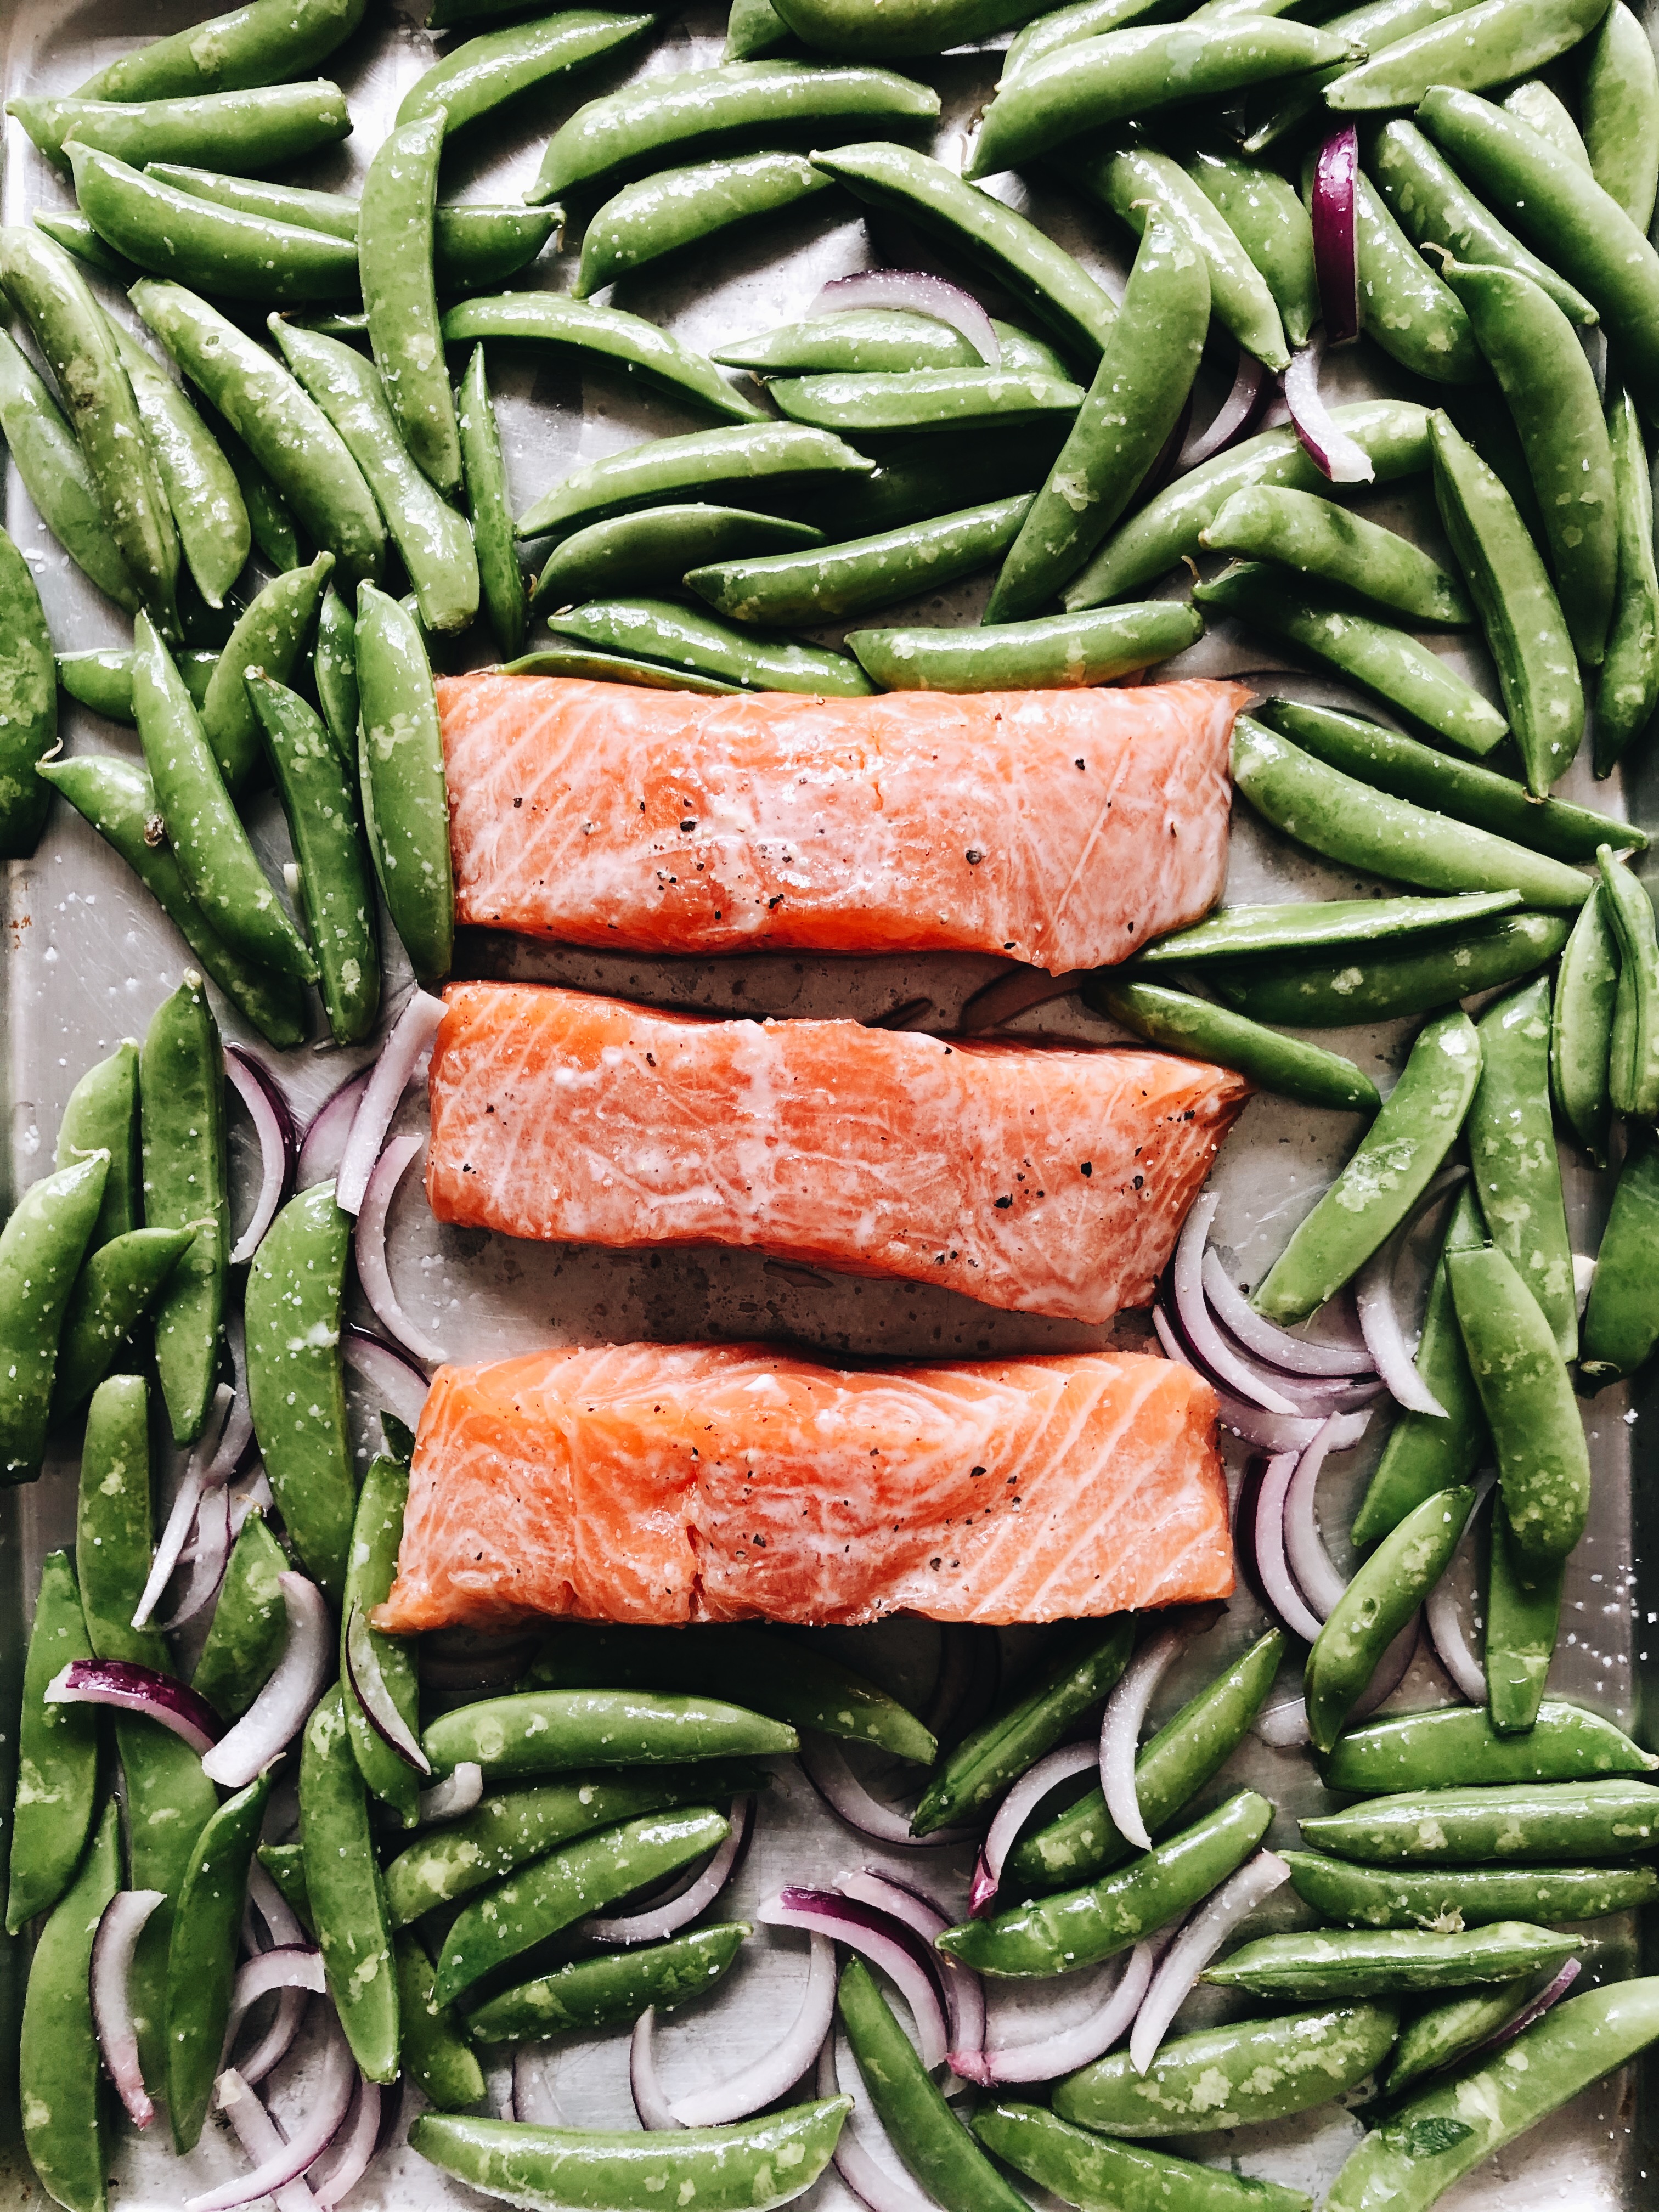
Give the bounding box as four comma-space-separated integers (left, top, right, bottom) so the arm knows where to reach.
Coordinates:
426, 983, 1251, 1324
439, 674, 1245, 973
374, 1341, 1231, 1634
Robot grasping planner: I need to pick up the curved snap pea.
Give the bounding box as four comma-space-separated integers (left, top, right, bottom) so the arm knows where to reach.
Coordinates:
1485, 1495, 1561, 1733
974, 2102, 1311, 2212
1344, 167, 1485, 383
1419, 88, 1659, 408
1066, 399, 1431, 604
1325, 1701, 1654, 1796
1003, 0, 1175, 80
396, 1932, 487, 2109
550, 596, 871, 695
688, 490, 1029, 627
466, 1921, 749, 2042
132, 280, 385, 589
421, 1689, 798, 1780
1583, 0, 1659, 229
8, 83, 352, 174
0, 525, 55, 859
75, 0, 365, 99
0, 228, 178, 631
37, 207, 139, 280
442, 294, 764, 426
7, 1551, 99, 1933
528, 63, 939, 205
1007, 1628, 1286, 1895
50, 1226, 195, 1417
715, 311, 1062, 376
987, 219, 1207, 623
134, 614, 318, 981
839, 1958, 1028, 2212
410, 2102, 850, 2212
938, 1789, 1272, 1978
766, 0, 1046, 54
969, 21, 1359, 179
1326, 1978, 1659, 2212
245, 1183, 354, 1600
1582, 1133, 1659, 1380
355, 582, 454, 984
190, 1508, 289, 1718
1324, 0, 1609, 110
540, 504, 822, 608
578, 153, 834, 297
140, 973, 228, 1446
517, 421, 867, 543
1184, 146, 1318, 350
58, 646, 218, 723
194, 392, 304, 573
76, 1376, 169, 1671
1447, 1244, 1589, 1566
1306, 1489, 1474, 1753
301, 1686, 400, 2082
1283, 1849, 1659, 1928
1551, 885, 1617, 1164
0, 1153, 109, 1480
530, 1623, 934, 1763
166, 1772, 271, 2150
503, 645, 742, 693
356, 119, 455, 501
1502, 79, 1590, 166
809, 143, 1117, 367
1053, 2001, 1398, 2136
272, 321, 479, 636
770, 366, 1083, 437
1257, 697, 1639, 863
0, 326, 140, 612
1598, 844, 1659, 1115
57, 1045, 140, 1253
1197, 565, 1505, 754
1087, 977, 1380, 1113
341, 1454, 420, 1825
19, 1798, 118, 2212
1388, 1979, 1539, 2092
102, 313, 249, 613
854, 602, 1200, 691
1209, 911, 1571, 1029
246, 675, 379, 1045
1202, 488, 1470, 627
727, 0, 798, 57
36, 755, 309, 1049
1142, 893, 1520, 968
1304, 1777, 1659, 1864
399, 9, 654, 133
201, 550, 333, 791
314, 582, 359, 770
913, 1620, 1132, 1836
1468, 979, 1575, 1356
458, 346, 526, 659
1206, 1922, 1579, 2000
1254, 1010, 1481, 1326
432, 1807, 732, 2004
1231, 718, 1588, 909
1599, 387, 1659, 774
1243, 0, 1483, 151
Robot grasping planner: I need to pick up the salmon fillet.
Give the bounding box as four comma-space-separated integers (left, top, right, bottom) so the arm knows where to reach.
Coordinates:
374, 1341, 1231, 1633
426, 984, 1251, 1324
439, 674, 1245, 973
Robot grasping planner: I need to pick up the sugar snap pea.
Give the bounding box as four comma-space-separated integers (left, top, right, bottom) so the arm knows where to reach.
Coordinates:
37, 207, 139, 280
314, 583, 359, 769
466, 1921, 748, 2042
0, 524, 55, 860
1324, 0, 1610, 109
1282, 1849, 1658, 1927
50, 1226, 195, 1417
360, 113, 458, 496
1203, 488, 1470, 626
1387, 1979, 1539, 2092
1306, 1488, 1474, 1753
0, 1150, 106, 1480
19, 1798, 118, 2212
974, 2102, 1311, 2212
442, 295, 765, 425
770, 366, 1084, 437
1206, 1921, 1579, 1999
101, 313, 250, 613
191, 1508, 289, 1717
399, 9, 654, 133
1597, 845, 1659, 1115
551, 596, 872, 695
1583, 0, 1659, 229
56, 1045, 140, 1252
0, 327, 140, 612
1550, 885, 1618, 1164
341, 1453, 420, 1825
1503, 78, 1592, 167
195, 392, 303, 572
1346, 170, 1485, 383
765, 0, 1050, 54
1599, 388, 1659, 774
396, 1931, 487, 2109
1581, 1132, 1659, 1379
166, 1772, 272, 2150
140, 974, 228, 1446
1326, 1700, 1652, 1796
1304, 1776, 1659, 1864
578, 153, 833, 297
1183, 146, 1318, 349
1141, 893, 1520, 968
726, 0, 798, 57
58, 645, 217, 723
1003, 0, 1174, 78
1484, 1494, 1561, 1731
7, 1550, 99, 1933
1085, 977, 1381, 1112
1209, 910, 1570, 1029
1468, 979, 1576, 1356
301, 1686, 400, 2081
422, 1689, 798, 1780
76, 1376, 168, 1672
715, 311, 1063, 376
256, 1842, 312, 1933
201, 550, 333, 791
8, 83, 352, 173
517, 421, 868, 541
544, 505, 821, 611
503, 646, 741, 693
854, 602, 1199, 691
75, 0, 365, 99
1242, 0, 1484, 151
457, 345, 525, 659
356, 582, 454, 985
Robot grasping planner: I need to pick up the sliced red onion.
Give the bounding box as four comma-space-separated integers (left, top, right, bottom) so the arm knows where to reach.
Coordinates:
1285, 338, 1375, 485
133, 1381, 234, 1627
92, 1888, 166, 2127
223, 1947, 328, 2086
237, 1987, 313, 2090
1355, 1169, 1468, 1417
1248, 1451, 1326, 1644
354, 1131, 446, 1366
812, 270, 1000, 368
816, 2034, 936, 2212
1352, 1611, 1420, 1721
1468, 1957, 1581, 2063
156, 1480, 232, 1633
957, 967, 1085, 1034
637, 1929, 836, 2130
247, 1860, 307, 1950
1175, 1194, 1301, 1415
201, 1572, 331, 1787
1100, 1620, 1193, 1855
834, 1869, 985, 2083
1426, 1475, 1493, 1703
1252, 1695, 1311, 1748
335, 990, 446, 1217
189, 2023, 354, 2212
48, 1658, 222, 1752
1283, 1415, 1351, 1622
1312, 126, 1359, 346
225, 1046, 296, 1266
211, 2072, 321, 2212
798, 1736, 974, 1849
297, 1069, 372, 1191
1134, 1849, 1290, 2074
588, 1794, 753, 1944
230, 1466, 274, 1539
208, 1316, 256, 1487
1200, 1252, 1374, 1376
344, 1604, 430, 1775
342, 1327, 431, 1435
309, 2075, 383, 2212
759, 1888, 949, 2072
984, 1931, 1173, 2086
630, 2010, 679, 2131
972, 1742, 1096, 1916
419, 1760, 483, 1823
1178, 353, 1267, 471
1153, 1305, 1336, 1453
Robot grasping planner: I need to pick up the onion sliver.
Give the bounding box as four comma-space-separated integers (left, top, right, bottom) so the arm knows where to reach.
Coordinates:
225, 1047, 296, 1266
630, 2008, 680, 2131
344, 1603, 430, 1774
1469, 1957, 1581, 2063
1252, 1696, 1311, 1748
812, 270, 1000, 368
1285, 337, 1374, 484
1153, 1306, 1328, 1453
834, 1869, 985, 2082
354, 1131, 446, 1365
1178, 352, 1266, 472
1201, 1251, 1374, 1376
1175, 1195, 1301, 1414
297, 1069, 371, 1192
335, 990, 445, 1217
1312, 127, 1359, 345
343, 1326, 431, 1435
133, 1381, 233, 1627
676, 1932, 836, 2129
816, 2034, 936, 2212
972, 1742, 1096, 1916
246, 1861, 307, 1950
156, 1480, 232, 1633
310, 2074, 383, 2212
1426, 1476, 1492, 1702
420, 1761, 484, 1824
957, 967, 1085, 1034
1099, 1621, 1193, 1854
223, 1947, 326, 2085
588, 1794, 754, 1944
190, 2025, 354, 2212
1129, 1850, 1290, 2075
1249, 1452, 1326, 1645
92, 1888, 166, 2127
1355, 1169, 1466, 1416
798, 1736, 973, 1849
48, 1658, 221, 1752
201, 1572, 331, 1787
984, 1933, 1167, 2085
1283, 1415, 1351, 1621
760, 1888, 949, 2072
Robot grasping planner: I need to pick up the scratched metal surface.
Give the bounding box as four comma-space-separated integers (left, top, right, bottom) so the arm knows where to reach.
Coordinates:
0, 0, 1656, 2203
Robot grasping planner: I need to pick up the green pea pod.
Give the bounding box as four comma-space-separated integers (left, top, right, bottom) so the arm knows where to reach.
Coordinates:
551, 596, 872, 695
1598, 388, 1659, 775
1304, 1776, 1659, 1864
770, 366, 1084, 438
1256, 696, 1639, 863
314, 584, 360, 772
503, 647, 742, 695
854, 602, 1200, 691
134, 614, 318, 981
396, 1931, 487, 2107
197, 394, 304, 573
35, 207, 140, 281
442, 294, 766, 427
986, 218, 1207, 622
1243, 0, 1486, 149
519, 421, 873, 539
1550, 886, 1618, 1165
75, 0, 365, 98
166, 1773, 272, 2150
0, 1153, 110, 1479
1089, 975, 1379, 1110
257, 1841, 313, 1934
76, 1376, 166, 1668
716, 310, 1049, 375
938, 1789, 1272, 1977
50, 1226, 195, 1417
0, 326, 141, 611
1197, 566, 1506, 755
1386, 1977, 1539, 2092
726, 0, 797, 57
1282, 1849, 1659, 1928
56, 1043, 140, 1251
19, 1798, 119, 2212
1485, 1493, 1562, 1731
1306, 1488, 1475, 1754
1324, 1699, 1653, 1795
359, 114, 460, 497
1583, 0, 1659, 229
1206, 1920, 1578, 2000
140, 973, 228, 1445
132, 279, 385, 589
688, 495, 1028, 628
101, 313, 250, 613
1141, 892, 1521, 968
9, 81, 353, 173
341, 1454, 421, 1824
410, 2102, 850, 2212
1253, 1009, 1481, 1326
59, 645, 217, 723
301, 1686, 400, 2081
1367, 117, 1596, 326
200, 551, 334, 792
1598, 845, 1659, 1116
578, 153, 834, 297
6, 1551, 100, 1933
245, 1183, 354, 1600
466, 1922, 749, 2042
1347, 171, 1485, 383
1324, 0, 1609, 109
457, 346, 526, 659
422, 1689, 797, 1781
1468, 979, 1576, 1357
36, 756, 310, 1050
356, 582, 455, 984
974, 2101, 1311, 2212
1052, 2001, 1398, 2136
1201, 488, 1470, 627
1004, 0, 1181, 79
0, 527, 55, 860
1581, 1135, 1659, 1387
1231, 718, 1587, 909
542, 504, 821, 608
191, 1509, 289, 1717
1184, 146, 1318, 349
766, 0, 1050, 54
400, 9, 654, 132
433, 1807, 732, 2004
1209, 911, 1570, 1030
0, 227, 178, 631
1007, 1628, 1285, 1894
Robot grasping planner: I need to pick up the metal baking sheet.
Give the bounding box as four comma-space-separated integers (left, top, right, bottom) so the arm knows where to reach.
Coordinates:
1, 0, 1655, 2203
